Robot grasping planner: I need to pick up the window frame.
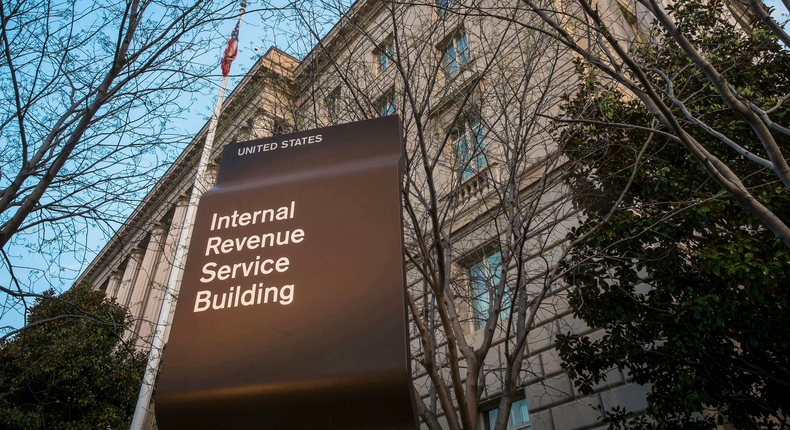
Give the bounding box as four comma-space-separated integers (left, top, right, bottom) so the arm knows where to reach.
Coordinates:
376, 87, 397, 117
485, 398, 531, 430
451, 114, 486, 180
441, 29, 470, 75
468, 249, 506, 331
374, 36, 394, 73
436, 0, 454, 15
325, 86, 341, 123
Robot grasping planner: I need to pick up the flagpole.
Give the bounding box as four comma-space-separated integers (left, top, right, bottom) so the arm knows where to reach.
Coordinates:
129, 3, 245, 429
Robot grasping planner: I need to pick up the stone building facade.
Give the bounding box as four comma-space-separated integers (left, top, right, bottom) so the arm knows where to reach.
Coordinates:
77, 0, 655, 428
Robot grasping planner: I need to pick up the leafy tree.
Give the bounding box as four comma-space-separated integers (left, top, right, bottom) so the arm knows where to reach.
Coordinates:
510, 0, 790, 247
0, 284, 146, 429
555, 1, 790, 428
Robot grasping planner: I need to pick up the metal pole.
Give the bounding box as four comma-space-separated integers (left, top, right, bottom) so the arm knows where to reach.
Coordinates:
130, 5, 244, 428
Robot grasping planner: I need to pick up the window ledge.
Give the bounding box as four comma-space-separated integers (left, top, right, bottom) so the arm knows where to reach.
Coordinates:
444, 63, 478, 86
428, 68, 482, 118
373, 62, 396, 84
456, 162, 497, 204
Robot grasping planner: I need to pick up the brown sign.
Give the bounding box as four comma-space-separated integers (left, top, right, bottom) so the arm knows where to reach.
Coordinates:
156, 116, 417, 429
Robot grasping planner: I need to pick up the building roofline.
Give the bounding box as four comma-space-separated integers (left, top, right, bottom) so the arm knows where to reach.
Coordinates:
76, 48, 300, 287
292, 0, 383, 78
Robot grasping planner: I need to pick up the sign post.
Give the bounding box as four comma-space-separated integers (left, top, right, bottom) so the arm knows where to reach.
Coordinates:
156, 116, 417, 429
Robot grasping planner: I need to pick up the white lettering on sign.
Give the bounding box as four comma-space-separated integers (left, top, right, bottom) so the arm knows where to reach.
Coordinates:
195, 200, 305, 313
236, 134, 323, 157
193, 284, 295, 312
204, 230, 304, 256
210, 201, 295, 231
199, 257, 290, 283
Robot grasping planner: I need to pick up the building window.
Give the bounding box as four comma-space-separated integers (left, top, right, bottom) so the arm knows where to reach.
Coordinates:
486, 399, 530, 430
442, 30, 469, 75
436, 0, 454, 15
376, 88, 397, 117
452, 115, 485, 179
325, 86, 341, 123
272, 117, 291, 135
469, 250, 504, 330
233, 117, 255, 142
375, 37, 394, 73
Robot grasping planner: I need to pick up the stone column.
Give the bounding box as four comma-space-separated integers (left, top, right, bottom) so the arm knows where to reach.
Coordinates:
105, 269, 124, 300
161, 194, 197, 345
125, 225, 167, 343
137, 195, 190, 347
117, 248, 144, 308
205, 161, 220, 188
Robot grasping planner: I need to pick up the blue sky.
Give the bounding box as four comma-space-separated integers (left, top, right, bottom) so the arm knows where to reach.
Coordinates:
0, 0, 339, 334
0, 0, 788, 333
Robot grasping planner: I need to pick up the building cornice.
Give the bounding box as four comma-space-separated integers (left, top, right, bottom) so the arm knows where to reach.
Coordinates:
77, 48, 300, 287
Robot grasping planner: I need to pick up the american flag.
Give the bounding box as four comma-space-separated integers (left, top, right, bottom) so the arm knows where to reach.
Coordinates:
221, 20, 240, 76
